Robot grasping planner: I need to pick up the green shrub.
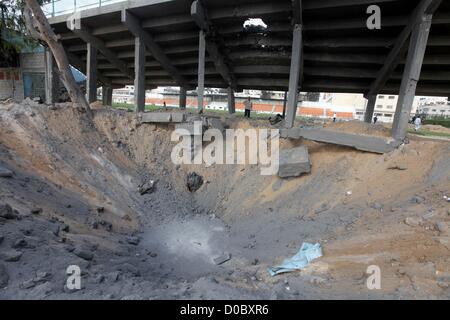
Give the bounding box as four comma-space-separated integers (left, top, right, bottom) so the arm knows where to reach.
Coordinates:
423, 119, 450, 128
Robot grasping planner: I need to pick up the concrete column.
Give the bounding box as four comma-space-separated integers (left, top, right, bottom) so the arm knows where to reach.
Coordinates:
392, 15, 432, 140
364, 95, 377, 123
86, 43, 98, 103
227, 87, 235, 114
102, 86, 113, 106
180, 87, 187, 110
282, 91, 287, 118
197, 30, 206, 112
134, 36, 146, 112
284, 24, 303, 128
44, 48, 56, 105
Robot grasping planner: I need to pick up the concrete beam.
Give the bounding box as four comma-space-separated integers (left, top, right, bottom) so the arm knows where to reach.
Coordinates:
227, 87, 235, 114
180, 87, 187, 110
392, 15, 433, 141
197, 30, 206, 112
366, 0, 442, 97
121, 10, 187, 86
292, 0, 303, 25
191, 0, 236, 89
364, 95, 377, 123
71, 24, 133, 80
282, 91, 288, 118
102, 86, 113, 106
141, 113, 186, 124
86, 43, 98, 103
284, 24, 303, 128
134, 36, 146, 112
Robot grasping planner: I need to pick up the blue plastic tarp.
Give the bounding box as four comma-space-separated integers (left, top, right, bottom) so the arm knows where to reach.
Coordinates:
268, 242, 323, 276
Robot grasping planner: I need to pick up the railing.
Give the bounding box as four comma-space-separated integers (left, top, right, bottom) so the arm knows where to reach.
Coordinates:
42, 0, 126, 17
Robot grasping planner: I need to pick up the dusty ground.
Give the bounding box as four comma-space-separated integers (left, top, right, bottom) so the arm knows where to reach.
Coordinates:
0, 103, 449, 300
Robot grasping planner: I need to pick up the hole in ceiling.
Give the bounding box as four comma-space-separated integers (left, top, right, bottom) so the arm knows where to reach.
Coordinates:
243, 18, 268, 32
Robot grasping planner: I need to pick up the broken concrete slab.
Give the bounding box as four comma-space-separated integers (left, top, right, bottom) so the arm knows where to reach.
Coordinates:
0, 167, 13, 178
278, 146, 311, 178
207, 117, 224, 132
213, 253, 231, 265
281, 128, 396, 154
280, 128, 301, 139
140, 112, 185, 124
175, 123, 204, 136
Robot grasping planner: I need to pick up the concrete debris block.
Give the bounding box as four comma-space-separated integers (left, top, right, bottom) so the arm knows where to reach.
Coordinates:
126, 236, 140, 246
436, 222, 450, 235
117, 263, 141, 277
187, 172, 204, 192
208, 118, 224, 132
0, 203, 16, 219
405, 217, 423, 227
0, 264, 9, 288
73, 248, 94, 261
1, 250, 23, 262
370, 202, 384, 211
388, 164, 408, 171
0, 167, 13, 178
140, 113, 185, 123
31, 207, 43, 215
289, 128, 395, 154
411, 196, 425, 204
20, 279, 36, 289
12, 238, 34, 249
278, 146, 311, 178
213, 253, 231, 265
138, 180, 156, 195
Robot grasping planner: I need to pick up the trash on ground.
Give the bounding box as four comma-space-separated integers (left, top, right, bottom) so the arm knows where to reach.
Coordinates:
268, 242, 323, 276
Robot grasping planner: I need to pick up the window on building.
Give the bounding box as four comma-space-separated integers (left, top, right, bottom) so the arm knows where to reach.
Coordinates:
386, 105, 393, 109
378, 96, 385, 99
384, 114, 393, 118
388, 96, 395, 99
376, 105, 383, 109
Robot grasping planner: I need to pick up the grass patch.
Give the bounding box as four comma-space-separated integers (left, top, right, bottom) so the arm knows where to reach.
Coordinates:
423, 119, 450, 128
112, 103, 160, 111
408, 129, 450, 138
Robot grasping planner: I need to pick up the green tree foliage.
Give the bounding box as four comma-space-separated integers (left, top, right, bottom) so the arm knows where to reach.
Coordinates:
0, 0, 49, 65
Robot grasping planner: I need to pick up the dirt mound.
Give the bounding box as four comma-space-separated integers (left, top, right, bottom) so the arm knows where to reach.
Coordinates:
0, 103, 449, 299
421, 124, 450, 134
324, 120, 391, 138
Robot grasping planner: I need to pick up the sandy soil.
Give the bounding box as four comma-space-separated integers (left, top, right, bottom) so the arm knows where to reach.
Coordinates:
0, 103, 449, 300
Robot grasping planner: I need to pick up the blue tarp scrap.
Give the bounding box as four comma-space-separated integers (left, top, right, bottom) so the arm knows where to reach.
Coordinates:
268, 242, 323, 277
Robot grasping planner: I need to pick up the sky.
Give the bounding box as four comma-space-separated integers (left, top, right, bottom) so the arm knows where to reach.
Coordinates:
42, 0, 125, 17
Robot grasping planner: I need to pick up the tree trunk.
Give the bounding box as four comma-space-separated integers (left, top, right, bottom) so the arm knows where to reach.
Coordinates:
24, 0, 92, 117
